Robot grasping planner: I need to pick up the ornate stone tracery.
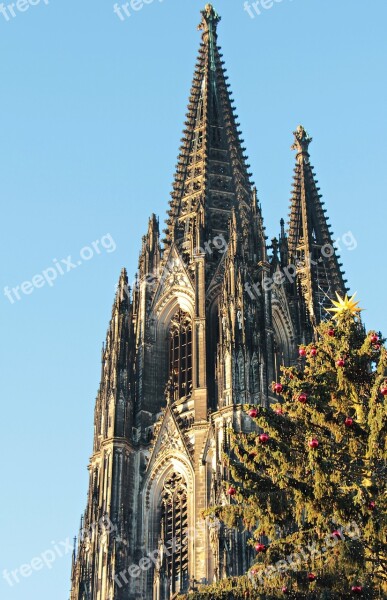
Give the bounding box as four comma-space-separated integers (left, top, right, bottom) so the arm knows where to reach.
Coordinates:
169, 309, 193, 401
154, 473, 189, 598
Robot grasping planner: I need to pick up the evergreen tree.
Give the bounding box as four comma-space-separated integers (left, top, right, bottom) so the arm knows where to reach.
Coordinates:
182, 296, 387, 599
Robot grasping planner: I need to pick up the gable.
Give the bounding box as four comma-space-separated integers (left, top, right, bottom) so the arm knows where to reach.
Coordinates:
151, 246, 195, 318
146, 406, 194, 474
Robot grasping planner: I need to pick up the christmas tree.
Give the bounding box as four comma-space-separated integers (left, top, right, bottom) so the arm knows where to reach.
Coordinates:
181, 295, 387, 599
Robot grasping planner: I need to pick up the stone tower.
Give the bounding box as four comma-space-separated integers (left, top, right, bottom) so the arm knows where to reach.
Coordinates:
70, 5, 347, 599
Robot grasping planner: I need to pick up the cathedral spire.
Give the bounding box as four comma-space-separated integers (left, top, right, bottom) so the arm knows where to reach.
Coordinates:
164, 5, 258, 267
288, 125, 347, 325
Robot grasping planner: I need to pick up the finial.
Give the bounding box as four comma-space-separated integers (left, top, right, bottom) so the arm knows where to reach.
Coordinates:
291, 125, 312, 159
198, 4, 221, 38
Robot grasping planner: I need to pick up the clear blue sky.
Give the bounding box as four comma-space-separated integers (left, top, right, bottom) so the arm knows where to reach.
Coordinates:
1, 1, 386, 598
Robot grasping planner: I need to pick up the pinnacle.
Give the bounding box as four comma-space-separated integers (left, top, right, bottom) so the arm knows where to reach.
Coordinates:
118, 267, 128, 288
114, 268, 129, 309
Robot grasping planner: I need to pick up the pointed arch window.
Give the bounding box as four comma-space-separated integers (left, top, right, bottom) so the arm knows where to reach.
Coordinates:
158, 473, 189, 596
169, 310, 193, 401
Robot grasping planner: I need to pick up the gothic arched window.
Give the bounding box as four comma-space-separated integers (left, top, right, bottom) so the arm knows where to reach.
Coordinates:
169, 310, 193, 401
158, 473, 189, 596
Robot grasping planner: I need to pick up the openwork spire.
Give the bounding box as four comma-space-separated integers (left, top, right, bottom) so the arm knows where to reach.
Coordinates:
164, 5, 257, 265
288, 126, 347, 324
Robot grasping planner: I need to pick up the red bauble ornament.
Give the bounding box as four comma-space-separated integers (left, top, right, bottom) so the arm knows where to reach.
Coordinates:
345, 417, 354, 427
227, 486, 236, 496
299, 347, 307, 357
369, 501, 376, 510
336, 358, 345, 367
380, 385, 387, 396
351, 586, 363, 594
282, 587, 289, 594
370, 334, 379, 344
307, 573, 316, 582
255, 543, 266, 553
332, 529, 342, 539
374, 344, 381, 351
298, 393, 308, 404
308, 438, 319, 449
310, 348, 317, 357
258, 433, 269, 444
328, 328, 335, 337
275, 408, 284, 415
274, 383, 284, 394
248, 408, 258, 418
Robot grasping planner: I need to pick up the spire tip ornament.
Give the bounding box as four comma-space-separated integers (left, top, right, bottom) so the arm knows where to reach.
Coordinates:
327, 292, 363, 320
199, 4, 221, 36
291, 125, 312, 159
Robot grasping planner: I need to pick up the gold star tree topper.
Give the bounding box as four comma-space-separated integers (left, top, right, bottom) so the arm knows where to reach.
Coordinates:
327, 292, 363, 320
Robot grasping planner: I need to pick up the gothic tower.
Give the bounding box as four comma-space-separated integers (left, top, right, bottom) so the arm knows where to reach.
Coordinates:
70, 5, 347, 599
